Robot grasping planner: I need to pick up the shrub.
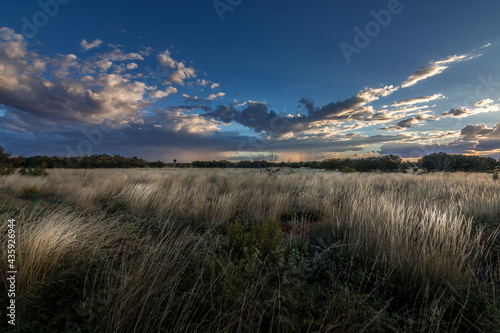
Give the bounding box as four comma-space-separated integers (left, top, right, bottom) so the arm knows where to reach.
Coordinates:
0, 145, 15, 175
19, 164, 48, 177
227, 218, 283, 258
0, 164, 15, 175
341, 166, 357, 173
21, 185, 42, 200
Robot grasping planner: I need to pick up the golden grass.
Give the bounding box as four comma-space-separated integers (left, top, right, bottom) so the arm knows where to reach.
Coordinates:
0, 168, 499, 332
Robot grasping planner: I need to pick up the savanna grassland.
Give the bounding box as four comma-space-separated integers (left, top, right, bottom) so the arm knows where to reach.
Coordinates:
1, 168, 499, 332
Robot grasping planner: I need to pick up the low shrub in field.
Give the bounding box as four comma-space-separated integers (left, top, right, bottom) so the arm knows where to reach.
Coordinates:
227, 218, 283, 258
21, 185, 42, 200
341, 166, 357, 173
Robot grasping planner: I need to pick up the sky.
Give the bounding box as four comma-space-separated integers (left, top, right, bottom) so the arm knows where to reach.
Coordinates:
0, 0, 500, 162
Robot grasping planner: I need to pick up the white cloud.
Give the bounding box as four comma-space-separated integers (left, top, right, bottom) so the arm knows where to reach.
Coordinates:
392, 93, 444, 107
149, 86, 178, 99
98, 49, 143, 62
126, 62, 138, 70
158, 50, 196, 86
401, 54, 477, 88
80, 39, 102, 51
0, 27, 26, 58
474, 98, 494, 107
52, 54, 78, 79
157, 50, 177, 68
154, 109, 221, 135
211, 83, 219, 89
208, 92, 226, 100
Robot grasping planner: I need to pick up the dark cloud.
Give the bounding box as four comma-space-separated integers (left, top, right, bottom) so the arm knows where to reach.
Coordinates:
379, 115, 433, 131
441, 107, 469, 117
379, 141, 478, 158
379, 120, 500, 158
204, 86, 397, 137
460, 124, 493, 140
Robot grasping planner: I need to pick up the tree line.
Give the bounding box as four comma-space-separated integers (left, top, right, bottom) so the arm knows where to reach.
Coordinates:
190, 153, 500, 173
0, 145, 499, 174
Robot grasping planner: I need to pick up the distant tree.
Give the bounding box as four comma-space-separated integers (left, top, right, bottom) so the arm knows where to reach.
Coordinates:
0, 145, 15, 175
0, 145, 10, 163
420, 153, 454, 172
420, 152, 500, 172
320, 154, 403, 172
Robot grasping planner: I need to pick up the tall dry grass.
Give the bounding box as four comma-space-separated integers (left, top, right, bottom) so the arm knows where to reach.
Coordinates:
1, 168, 499, 331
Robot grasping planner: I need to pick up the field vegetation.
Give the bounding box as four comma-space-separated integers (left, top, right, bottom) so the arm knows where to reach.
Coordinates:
1, 168, 499, 332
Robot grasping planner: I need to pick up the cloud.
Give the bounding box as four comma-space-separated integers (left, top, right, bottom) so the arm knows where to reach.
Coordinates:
379, 120, 500, 158
80, 39, 103, 51
379, 141, 478, 158
0, 27, 206, 132
196, 79, 210, 86
380, 115, 435, 131
126, 62, 138, 70
460, 123, 497, 141
98, 49, 144, 62
438, 100, 499, 119
0, 27, 26, 58
401, 54, 477, 88
392, 93, 444, 107
149, 86, 178, 99
2, 26, 498, 160
474, 98, 494, 107
150, 109, 222, 135
158, 50, 196, 86
439, 107, 469, 118
207, 92, 225, 100
203, 85, 398, 138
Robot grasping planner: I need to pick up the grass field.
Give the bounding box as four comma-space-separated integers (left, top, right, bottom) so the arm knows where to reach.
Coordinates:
1, 168, 499, 332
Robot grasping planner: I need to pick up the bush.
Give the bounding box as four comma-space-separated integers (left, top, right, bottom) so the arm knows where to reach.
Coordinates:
0, 164, 15, 175
0, 145, 15, 175
341, 166, 357, 173
21, 186, 42, 200
227, 218, 283, 258
19, 164, 48, 177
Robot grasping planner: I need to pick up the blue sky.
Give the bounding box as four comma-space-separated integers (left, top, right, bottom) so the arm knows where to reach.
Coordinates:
0, 0, 500, 162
